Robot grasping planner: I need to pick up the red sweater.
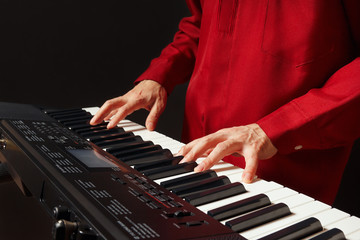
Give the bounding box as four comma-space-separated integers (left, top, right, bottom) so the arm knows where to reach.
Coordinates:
135, 0, 360, 204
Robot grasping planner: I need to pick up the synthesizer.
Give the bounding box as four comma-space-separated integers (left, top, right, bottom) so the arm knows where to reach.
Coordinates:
0, 102, 359, 240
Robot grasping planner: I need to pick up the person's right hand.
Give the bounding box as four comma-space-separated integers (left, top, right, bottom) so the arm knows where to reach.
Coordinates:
90, 80, 168, 131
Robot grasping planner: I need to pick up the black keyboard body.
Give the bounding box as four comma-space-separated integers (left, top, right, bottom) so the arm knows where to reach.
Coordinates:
0, 102, 242, 240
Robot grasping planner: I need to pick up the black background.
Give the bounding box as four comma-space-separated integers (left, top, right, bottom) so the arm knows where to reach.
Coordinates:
0, 0, 189, 141
0, 1, 359, 239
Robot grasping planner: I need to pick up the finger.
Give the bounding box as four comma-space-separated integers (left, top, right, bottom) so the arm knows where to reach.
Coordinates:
90, 98, 124, 125
107, 103, 138, 128
177, 140, 199, 162
175, 144, 187, 157
181, 135, 219, 165
194, 140, 237, 172
104, 109, 118, 121
145, 99, 166, 131
241, 151, 258, 183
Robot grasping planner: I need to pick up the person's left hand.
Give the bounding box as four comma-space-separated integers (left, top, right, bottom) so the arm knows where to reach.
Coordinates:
177, 124, 278, 183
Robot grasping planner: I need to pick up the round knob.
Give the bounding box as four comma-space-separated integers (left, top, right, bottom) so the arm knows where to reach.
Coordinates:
76, 226, 98, 240
53, 219, 78, 240
53, 206, 72, 221
0, 139, 6, 150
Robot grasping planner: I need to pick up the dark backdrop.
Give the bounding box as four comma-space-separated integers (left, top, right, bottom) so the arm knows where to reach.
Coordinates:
0, 1, 189, 239
0, 1, 359, 239
0, 0, 189, 141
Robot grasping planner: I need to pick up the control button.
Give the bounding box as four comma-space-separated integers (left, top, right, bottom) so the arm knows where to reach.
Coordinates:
76, 225, 98, 240
135, 177, 146, 184
138, 195, 151, 203
165, 210, 193, 218
53, 219, 78, 240
0, 139, 6, 150
186, 221, 203, 227
179, 221, 207, 227
174, 210, 193, 218
159, 194, 172, 201
127, 173, 137, 179
53, 206, 71, 221
168, 201, 183, 208
142, 183, 153, 189
147, 190, 159, 196
128, 188, 142, 197
148, 202, 162, 210
110, 174, 126, 185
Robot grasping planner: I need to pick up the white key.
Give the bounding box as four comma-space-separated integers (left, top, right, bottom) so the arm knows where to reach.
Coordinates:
153, 171, 195, 185
313, 208, 350, 227
168, 146, 184, 154
303, 208, 350, 239
210, 160, 238, 171
154, 160, 234, 185
83, 107, 100, 115
276, 193, 314, 209
122, 124, 146, 133
347, 229, 360, 240
242, 200, 330, 239
242, 181, 282, 194
220, 192, 313, 226
265, 187, 298, 202
197, 180, 283, 214
326, 216, 360, 236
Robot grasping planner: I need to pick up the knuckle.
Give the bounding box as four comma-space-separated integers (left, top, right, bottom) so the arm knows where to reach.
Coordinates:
216, 141, 230, 152
104, 98, 117, 108
186, 150, 195, 160
180, 145, 191, 155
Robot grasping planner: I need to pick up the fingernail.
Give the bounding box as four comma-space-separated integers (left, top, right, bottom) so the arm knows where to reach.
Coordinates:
178, 155, 187, 164
175, 151, 184, 157
242, 173, 253, 183
146, 122, 154, 131
194, 163, 204, 172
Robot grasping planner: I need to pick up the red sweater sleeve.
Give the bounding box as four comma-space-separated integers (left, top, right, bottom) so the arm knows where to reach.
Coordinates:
258, 0, 360, 154
134, 0, 202, 94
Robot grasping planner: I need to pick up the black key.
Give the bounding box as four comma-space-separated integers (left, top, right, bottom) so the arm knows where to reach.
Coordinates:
63, 119, 92, 127
160, 170, 218, 190
53, 112, 91, 121
105, 139, 152, 153
308, 228, 346, 240
134, 156, 184, 172
111, 144, 160, 157
88, 131, 135, 143
225, 203, 291, 232
80, 128, 125, 138
98, 136, 143, 150
68, 122, 108, 131
75, 125, 108, 134
58, 114, 93, 124
45, 108, 85, 116
144, 162, 198, 180
172, 176, 231, 198
208, 193, 271, 221
185, 182, 246, 207
258, 217, 323, 240
120, 149, 173, 165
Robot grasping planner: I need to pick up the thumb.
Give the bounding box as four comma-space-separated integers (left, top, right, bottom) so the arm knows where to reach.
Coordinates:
242, 152, 258, 183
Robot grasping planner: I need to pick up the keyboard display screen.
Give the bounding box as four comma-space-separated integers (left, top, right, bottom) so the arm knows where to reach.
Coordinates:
67, 149, 118, 169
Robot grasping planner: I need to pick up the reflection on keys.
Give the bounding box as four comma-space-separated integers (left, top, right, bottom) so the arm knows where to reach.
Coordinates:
47, 107, 360, 240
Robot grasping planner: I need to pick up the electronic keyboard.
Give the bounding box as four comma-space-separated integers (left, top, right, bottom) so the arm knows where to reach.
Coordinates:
0, 102, 359, 240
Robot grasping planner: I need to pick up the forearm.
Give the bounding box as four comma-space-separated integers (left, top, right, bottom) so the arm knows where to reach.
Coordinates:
258, 57, 360, 154
135, 0, 202, 93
